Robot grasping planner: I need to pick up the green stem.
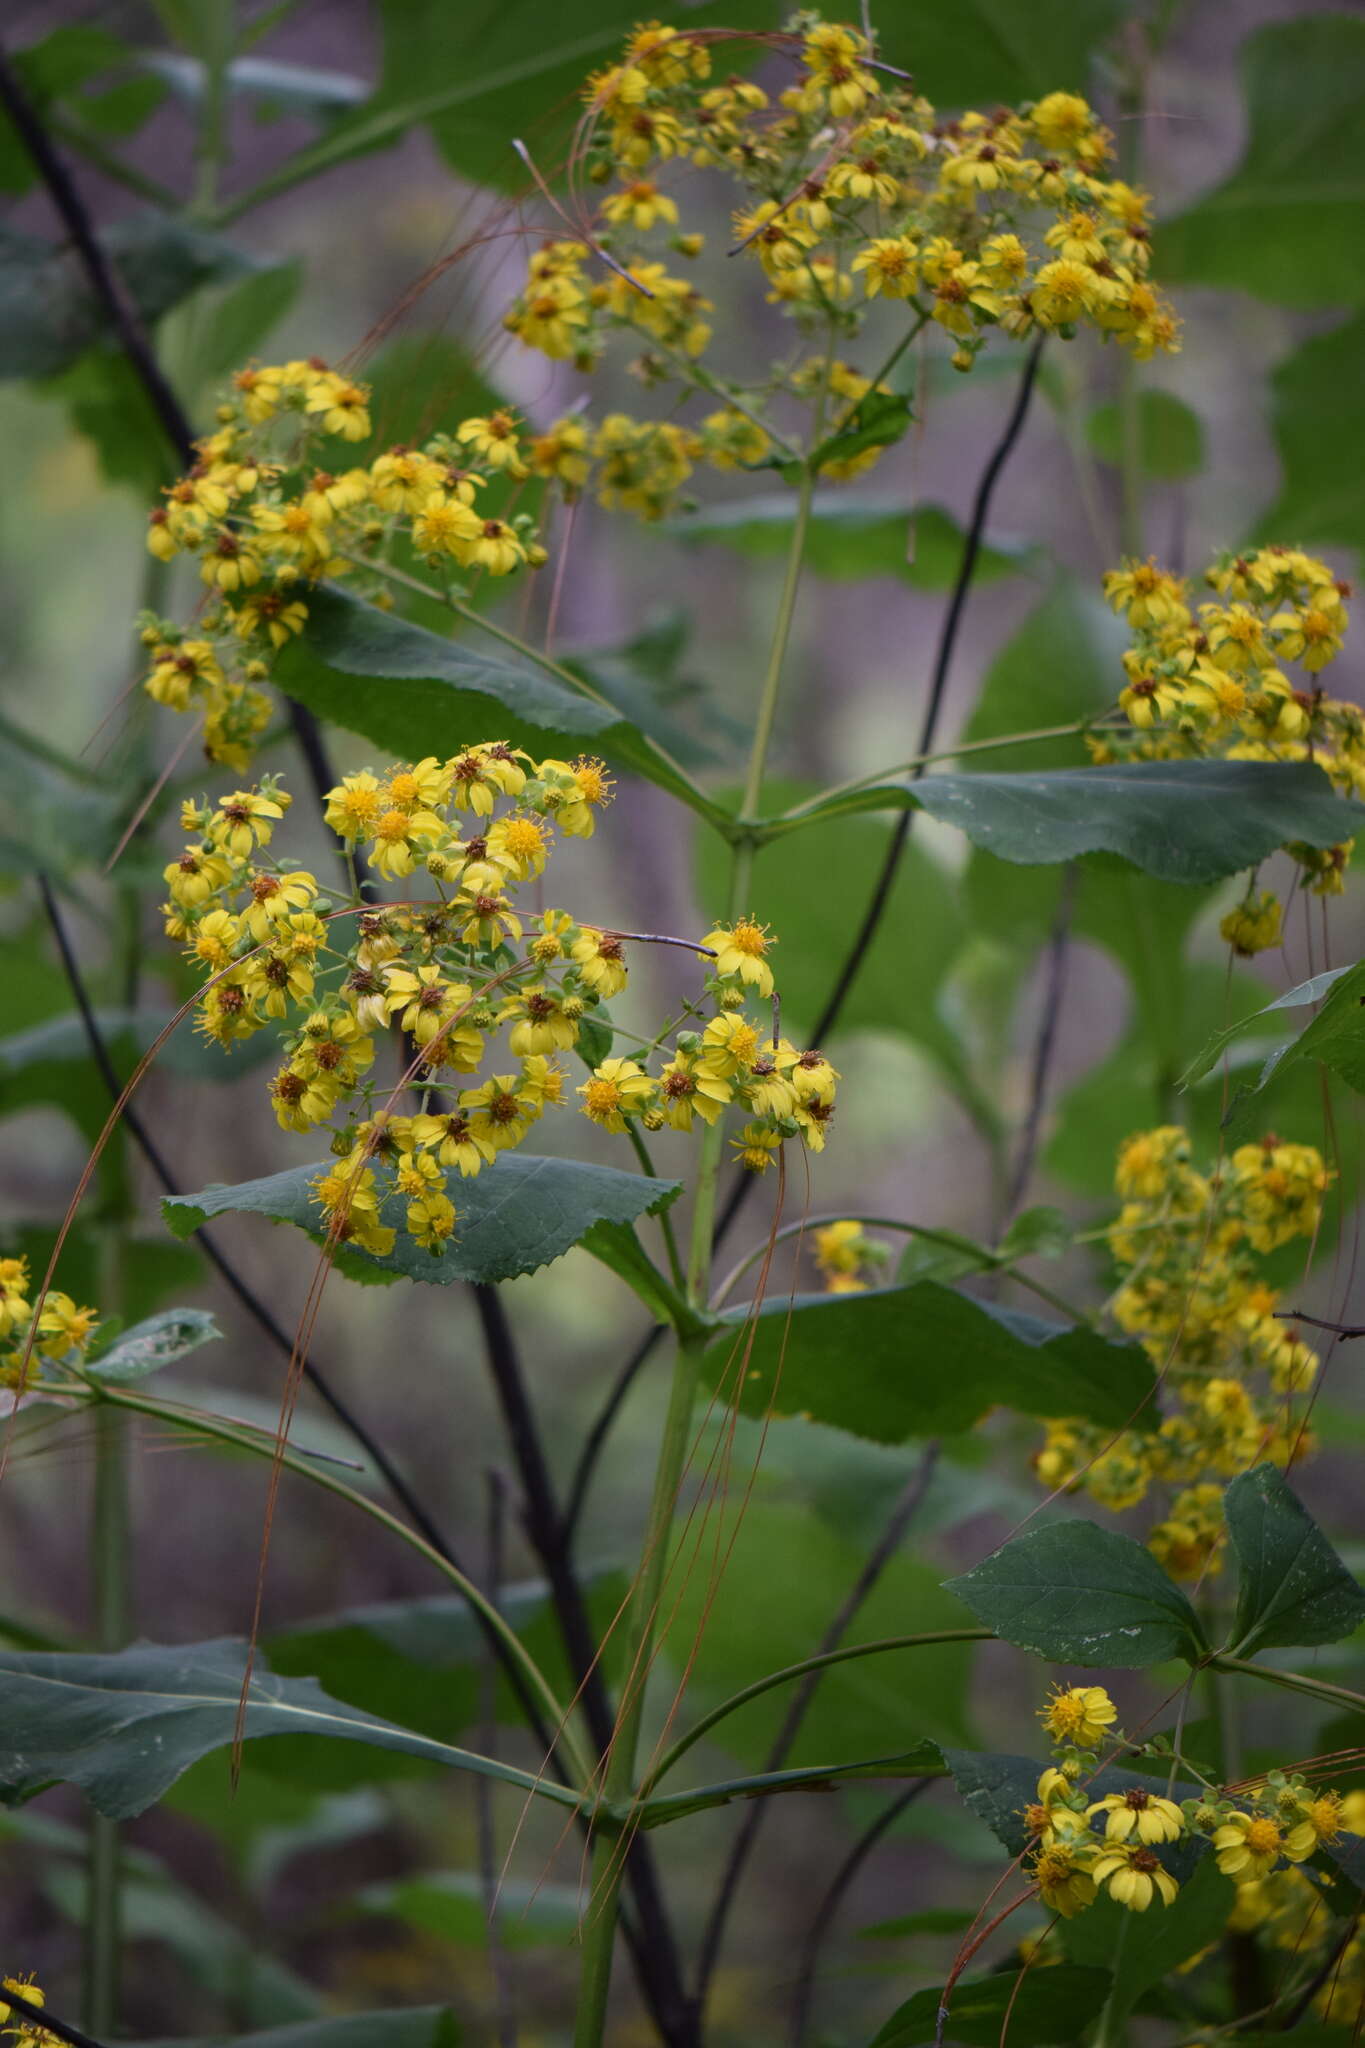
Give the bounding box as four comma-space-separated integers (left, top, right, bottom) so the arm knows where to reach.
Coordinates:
189, 4, 235, 220
81, 1381, 590, 1785
626, 1124, 686, 1293
1116, 61, 1146, 558
824, 306, 930, 441
1208, 1654, 1365, 1719
737, 460, 817, 835
641, 1630, 993, 1791
1093, 1913, 1132, 2048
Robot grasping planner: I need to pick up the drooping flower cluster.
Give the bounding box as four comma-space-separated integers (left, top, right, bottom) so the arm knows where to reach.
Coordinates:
1025, 1686, 1363, 1927
167, 750, 838, 1260
494, 16, 1177, 513
1034, 1125, 1329, 1572
141, 359, 551, 769
1097, 545, 1357, 913
0, 1257, 100, 1390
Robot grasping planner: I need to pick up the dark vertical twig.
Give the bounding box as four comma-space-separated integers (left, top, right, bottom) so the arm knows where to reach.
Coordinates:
476, 1468, 518, 2048
694, 1445, 940, 2011
1000, 862, 1076, 1224
790, 1779, 936, 2048
470, 1284, 697, 2048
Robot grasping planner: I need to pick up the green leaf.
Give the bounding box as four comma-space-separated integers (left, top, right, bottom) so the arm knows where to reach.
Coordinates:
360, 1870, 582, 1948
861, 1907, 977, 1940
911, 761, 1353, 885
0, 1639, 576, 1819
1059, 1853, 1235, 2017
701, 1281, 1155, 1442
1260, 313, 1365, 562
1225, 1464, 1365, 1654
273, 587, 706, 812
808, 389, 914, 477
184, 258, 302, 383
1086, 391, 1205, 481
162, 1153, 680, 1288
870, 1963, 1113, 2048
1180, 962, 1361, 1090
0, 214, 255, 382
997, 1205, 1071, 1261
871, 0, 1122, 107
668, 493, 1024, 590
146, 2010, 458, 2048
0, 27, 131, 194
86, 1308, 220, 1383
945, 1522, 1205, 1666
1159, 16, 1365, 308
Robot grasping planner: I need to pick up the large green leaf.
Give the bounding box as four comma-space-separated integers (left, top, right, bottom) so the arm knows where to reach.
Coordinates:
1159, 16, 1365, 308
945, 1521, 1205, 1667
0, 27, 135, 195
0, 1639, 576, 1819
1181, 962, 1364, 1092
911, 761, 1352, 884
273, 588, 706, 810
0, 214, 255, 381
162, 1153, 680, 1288
874, 0, 1121, 107
871, 1963, 1112, 2048
360, 1870, 581, 1949
701, 1281, 1155, 1441
670, 1501, 977, 1762
1260, 313, 1365, 564
1225, 1465, 1365, 1655
667, 494, 1025, 589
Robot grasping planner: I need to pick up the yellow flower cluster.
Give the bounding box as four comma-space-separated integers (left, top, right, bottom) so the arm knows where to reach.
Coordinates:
1098, 544, 1357, 900
0, 1257, 99, 1390
168, 752, 837, 1259
502, 18, 1177, 429
1, 1978, 59, 2048
1035, 1125, 1329, 1567
1026, 1690, 1364, 1926
141, 361, 550, 769
812, 1218, 887, 1292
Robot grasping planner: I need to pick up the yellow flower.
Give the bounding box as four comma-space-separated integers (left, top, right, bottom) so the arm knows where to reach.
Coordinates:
303, 372, 371, 440
35, 1291, 99, 1354
0, 1258, 33, 1340
1214, 1811, 1285, 1880
1091, 1842, 1179, 1910
702, 917, 775, 997
657, 1049, 731, 1131
698, 1010, 760, 1080
207, 786, 288, 859
529, 417, 592, 490
578, 1057, 655, 1132
602, 179, 679, 232
1283, 1792, 1343, 1862
462, 1074, 539, 1152
1220, 891, 1282, 956
851, 237, 919, 299
1040, 1684, 1117, 1749
1089, 1788, 1184, 1844
504, 988, 578, 1056
456, 411, 527, 476
1031, 1840, 1096, 1918
571, 927, 629, 997
405, 1110, 495, 1177
324, 771, 384, 841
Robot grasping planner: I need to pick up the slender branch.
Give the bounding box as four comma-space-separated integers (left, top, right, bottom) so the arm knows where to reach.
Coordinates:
1001, 863, 1076, 1222
713, 336, 1046, 1250
1209, 1655, 1365, 1717
0, 1987, 109, 2048
791, 1779, 937, 2046
693, 1446, 942, 2009
761, 718, 1100, 832
643, 1630, 992, 1791
476, 1468, 518, 2048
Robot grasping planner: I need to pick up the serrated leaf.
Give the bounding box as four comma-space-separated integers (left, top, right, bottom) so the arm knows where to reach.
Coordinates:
946, 1522, 1205, 1666
0, 1639, 576, 1820
272, 587, 709, 813
162, 1154, 681, 1288
871, 1963, 1113, 2048
808, 389, 913, 478
1159, 16, 1365, 308
1226, 1465, 1365, 1654
667, 493, 1024, 589
86, 1308, 220, 1383
1059, 1853, 1235, 2017
702, 1281, 1154, 1442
